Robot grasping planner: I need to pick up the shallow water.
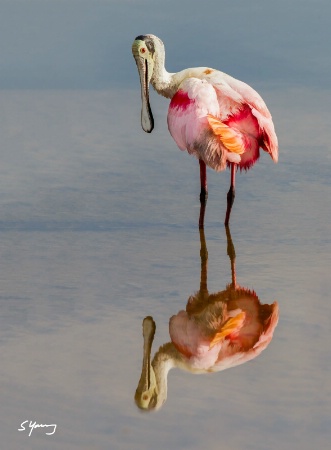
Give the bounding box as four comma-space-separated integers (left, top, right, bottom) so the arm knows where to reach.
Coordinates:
0, 87, 330, 449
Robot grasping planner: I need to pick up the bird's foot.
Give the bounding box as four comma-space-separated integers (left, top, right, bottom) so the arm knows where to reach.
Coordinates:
227, 186, 235, 208
199, 189, 208, 229
199, 189, 208, 206
199, 191, 208, 229
224, 187, 235, 226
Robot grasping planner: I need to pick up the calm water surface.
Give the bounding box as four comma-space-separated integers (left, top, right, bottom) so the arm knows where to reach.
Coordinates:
0, 87, 330, 449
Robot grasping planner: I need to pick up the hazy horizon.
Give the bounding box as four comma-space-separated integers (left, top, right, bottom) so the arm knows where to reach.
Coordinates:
0, 0, 329, 89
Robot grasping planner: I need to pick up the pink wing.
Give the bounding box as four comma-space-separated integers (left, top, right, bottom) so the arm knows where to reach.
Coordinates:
210, 72, 278, 164
167, 78, 241, 172
169, 310, 222, 370
167, 73, 278, 172
169, 295, 279, 373
212, 300, 279, 372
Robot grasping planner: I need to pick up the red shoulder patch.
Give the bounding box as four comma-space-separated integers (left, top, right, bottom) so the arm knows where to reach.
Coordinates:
169, 89, 192, 111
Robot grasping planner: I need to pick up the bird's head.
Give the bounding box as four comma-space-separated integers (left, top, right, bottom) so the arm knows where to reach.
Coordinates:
132, 35, 159, 133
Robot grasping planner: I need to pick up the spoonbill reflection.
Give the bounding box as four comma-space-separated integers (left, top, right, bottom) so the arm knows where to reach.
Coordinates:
132, 34, 278, 226
135, 225, 278, 411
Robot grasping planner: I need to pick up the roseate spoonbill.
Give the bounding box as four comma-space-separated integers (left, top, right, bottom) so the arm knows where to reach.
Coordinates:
135, 223, 279, 411
132, 34, 278, 226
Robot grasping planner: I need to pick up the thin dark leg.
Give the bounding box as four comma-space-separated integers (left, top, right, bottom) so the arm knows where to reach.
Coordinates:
199, 159, 208, 204
224, 163, 236, 226
199, 160, 208, 229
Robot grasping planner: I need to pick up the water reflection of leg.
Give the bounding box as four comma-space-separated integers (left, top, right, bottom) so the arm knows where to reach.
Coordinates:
199, 228, 208, 293
225, 225, 237, 289
199, 202, 207, 229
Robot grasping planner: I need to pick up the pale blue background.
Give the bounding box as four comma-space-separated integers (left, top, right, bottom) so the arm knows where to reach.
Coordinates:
0, 1, 330, 449
0, 0, 329, 89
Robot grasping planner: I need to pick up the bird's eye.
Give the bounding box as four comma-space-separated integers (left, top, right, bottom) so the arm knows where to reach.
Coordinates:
140, 48, 146, 54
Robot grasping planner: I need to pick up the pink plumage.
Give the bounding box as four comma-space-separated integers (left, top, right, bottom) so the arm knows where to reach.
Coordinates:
134, 226, 279, 411
169, 287, 279, 372
132, 34, 279, 226
168, 76, 278, 172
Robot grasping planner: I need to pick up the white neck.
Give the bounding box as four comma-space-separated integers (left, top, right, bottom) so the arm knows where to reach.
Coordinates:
152, 343, 182, 407
149, 37, 183, 99
150, 49, 174, 98
146, 35, 210, 100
